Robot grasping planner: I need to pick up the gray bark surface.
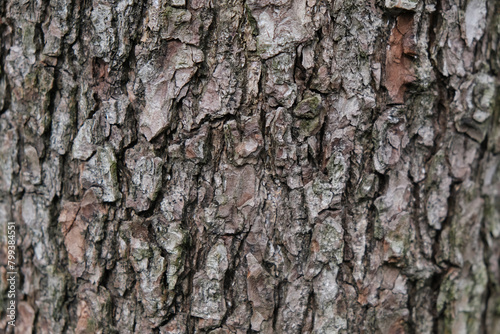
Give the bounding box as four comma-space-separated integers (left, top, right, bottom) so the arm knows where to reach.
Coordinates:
0, 0, 499, 333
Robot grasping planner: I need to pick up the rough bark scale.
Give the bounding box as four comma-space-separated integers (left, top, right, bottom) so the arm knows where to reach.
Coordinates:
0, 0, 499, 333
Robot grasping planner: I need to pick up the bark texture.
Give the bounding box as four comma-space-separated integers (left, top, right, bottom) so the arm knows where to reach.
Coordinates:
1, 0, 500, 333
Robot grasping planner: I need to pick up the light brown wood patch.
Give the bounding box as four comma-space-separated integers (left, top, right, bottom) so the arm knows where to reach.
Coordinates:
385, 14, 417, 104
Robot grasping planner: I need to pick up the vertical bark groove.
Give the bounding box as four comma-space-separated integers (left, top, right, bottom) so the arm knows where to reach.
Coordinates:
0, 0, 499, 333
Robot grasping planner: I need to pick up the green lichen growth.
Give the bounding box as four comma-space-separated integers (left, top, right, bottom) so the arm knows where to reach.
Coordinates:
437, 274, 457, 314
373, 199, 385, 240
46, 265, 68, 319
356, 174, 377, 199
215, 194, 229, 206
223, 124, 235, 149
86, 319, 97, 333
256, 41, 272, 56
161, 5, 173, 19
245, 5, 259, 36
311, 177, 330, 196
293, 95, 322, 119
109, 160, 118, 185
494, 298, 500, 316
374, 219, 384, 240
326, 154, 345, 180
437, 262, 488, 333
22, 22, 37, 55
484, 197, 500, 237
320, 223, 344, 264
385, 217, 411, 260
132, 247, 153, 261
162, 6, 190, 26
298, 117, 321, 137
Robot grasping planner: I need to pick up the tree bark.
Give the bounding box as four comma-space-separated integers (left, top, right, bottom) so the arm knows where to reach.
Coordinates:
1, 0, 499, 333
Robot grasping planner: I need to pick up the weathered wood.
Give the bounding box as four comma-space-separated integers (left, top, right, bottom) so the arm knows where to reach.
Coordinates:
0, 0, 499, 332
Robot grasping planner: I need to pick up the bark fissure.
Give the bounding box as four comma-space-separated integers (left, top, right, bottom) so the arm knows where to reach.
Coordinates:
1, 0, 499, 333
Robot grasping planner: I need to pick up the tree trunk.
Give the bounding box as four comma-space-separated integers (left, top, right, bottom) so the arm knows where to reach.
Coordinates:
1, 0, 499, 332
